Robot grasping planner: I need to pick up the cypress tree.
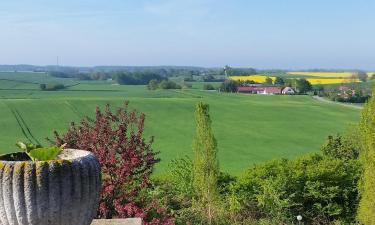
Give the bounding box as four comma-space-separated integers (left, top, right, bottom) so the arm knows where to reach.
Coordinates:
358, 85, 375, 224
193, 102, 220, 224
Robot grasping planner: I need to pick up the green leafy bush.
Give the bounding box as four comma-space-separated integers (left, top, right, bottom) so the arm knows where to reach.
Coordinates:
203, 84, 215, 90
40, 83, 65, 91
159, 80, 182, 89
231, 154, 361, 224
321, 134, 360, 160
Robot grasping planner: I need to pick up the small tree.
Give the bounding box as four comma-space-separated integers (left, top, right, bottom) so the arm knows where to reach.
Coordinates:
219, 80, 239, 92
358, 86, 375, 224
274, 77, 284, 86
321, 134, 360, 160
203, 84, 215, 90
193, 103, 220, 224
264, 77, 273, 85
147, 79, 159, 90
39, 83, 46, 90
296, 78, 312, 94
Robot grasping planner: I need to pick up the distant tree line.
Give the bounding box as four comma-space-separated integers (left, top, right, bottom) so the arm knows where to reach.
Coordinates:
49, 71, 111, 81
202, 75, 225, 82
47, 67, 266, 85
115, 72, 165, 85
222, 66, 257, 76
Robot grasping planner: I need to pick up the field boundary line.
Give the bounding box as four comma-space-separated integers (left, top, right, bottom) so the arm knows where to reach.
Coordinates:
4, 102, 40, 144
13, 108, 41, 144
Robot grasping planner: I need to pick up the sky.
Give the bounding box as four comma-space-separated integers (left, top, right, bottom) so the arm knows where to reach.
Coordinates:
0, 0, 374, 69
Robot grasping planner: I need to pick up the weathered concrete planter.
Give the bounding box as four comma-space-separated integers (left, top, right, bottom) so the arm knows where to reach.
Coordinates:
0, 149, 101, 225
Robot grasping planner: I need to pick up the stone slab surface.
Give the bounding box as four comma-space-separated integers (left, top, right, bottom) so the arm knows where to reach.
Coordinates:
92, 218, 142, 225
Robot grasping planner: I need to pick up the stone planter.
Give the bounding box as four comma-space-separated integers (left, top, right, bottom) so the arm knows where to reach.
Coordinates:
0, 149, 101, 225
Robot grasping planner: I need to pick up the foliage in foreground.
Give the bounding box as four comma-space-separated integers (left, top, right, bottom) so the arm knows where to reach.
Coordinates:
357, 86, 375, 224
46, 99, 365, 224
51, 103, 174, 225
154, 128, 363, 224
232, 154, 361, 224
16, 141, 64, 161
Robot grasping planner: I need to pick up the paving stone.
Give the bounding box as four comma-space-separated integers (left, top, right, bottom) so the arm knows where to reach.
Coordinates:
91, 218, 142, 225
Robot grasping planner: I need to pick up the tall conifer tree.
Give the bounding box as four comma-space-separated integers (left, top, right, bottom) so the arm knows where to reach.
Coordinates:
193, 102, 220, 224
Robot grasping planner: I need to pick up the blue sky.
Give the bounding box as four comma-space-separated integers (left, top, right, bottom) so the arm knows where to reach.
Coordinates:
0, 0, 374, 69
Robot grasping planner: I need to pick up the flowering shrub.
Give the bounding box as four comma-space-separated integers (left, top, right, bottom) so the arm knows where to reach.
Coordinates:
51, 102, 174, 225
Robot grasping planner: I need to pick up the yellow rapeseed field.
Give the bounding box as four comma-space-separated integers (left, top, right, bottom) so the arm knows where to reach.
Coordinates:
287, 72, 354, 78
230, 75, 360, 85
288, 71, 373, 78
306, 78, 360, 85
229, 75, 275, 83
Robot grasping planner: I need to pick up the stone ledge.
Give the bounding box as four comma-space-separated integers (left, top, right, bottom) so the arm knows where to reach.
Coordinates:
92, 218, 142, 225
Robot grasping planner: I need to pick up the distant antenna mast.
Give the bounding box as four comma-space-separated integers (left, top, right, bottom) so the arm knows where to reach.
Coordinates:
56, 56, 59, 67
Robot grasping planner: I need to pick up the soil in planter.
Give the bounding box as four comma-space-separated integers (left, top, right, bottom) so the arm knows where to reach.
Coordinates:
0, 152, 31, 161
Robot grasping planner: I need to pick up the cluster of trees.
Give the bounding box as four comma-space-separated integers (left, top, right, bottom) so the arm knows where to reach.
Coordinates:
202, 75, 225, 82
39, 83, 65, 91
268, 77, 313, 93
147, 79, 182, 90
352, 71, 368, 82
322, 87, 371, 103
219, 80, 239, 93
116, 72, 165, 85
329, 93, 370, 103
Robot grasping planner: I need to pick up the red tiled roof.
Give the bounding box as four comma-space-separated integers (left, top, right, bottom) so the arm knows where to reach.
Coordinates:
237, 86, 264, 92
264, 87, 282, 94
237, 86, 282, 94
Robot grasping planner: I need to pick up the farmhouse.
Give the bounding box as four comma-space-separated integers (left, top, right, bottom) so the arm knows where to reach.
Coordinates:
338, 85, 356, 98
237, 86, 282, 95
238, 86, 297, 95
282, 87, 296, 94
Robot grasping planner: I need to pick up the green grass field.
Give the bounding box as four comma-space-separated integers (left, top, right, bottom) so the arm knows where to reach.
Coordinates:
0, 72, 361, 174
